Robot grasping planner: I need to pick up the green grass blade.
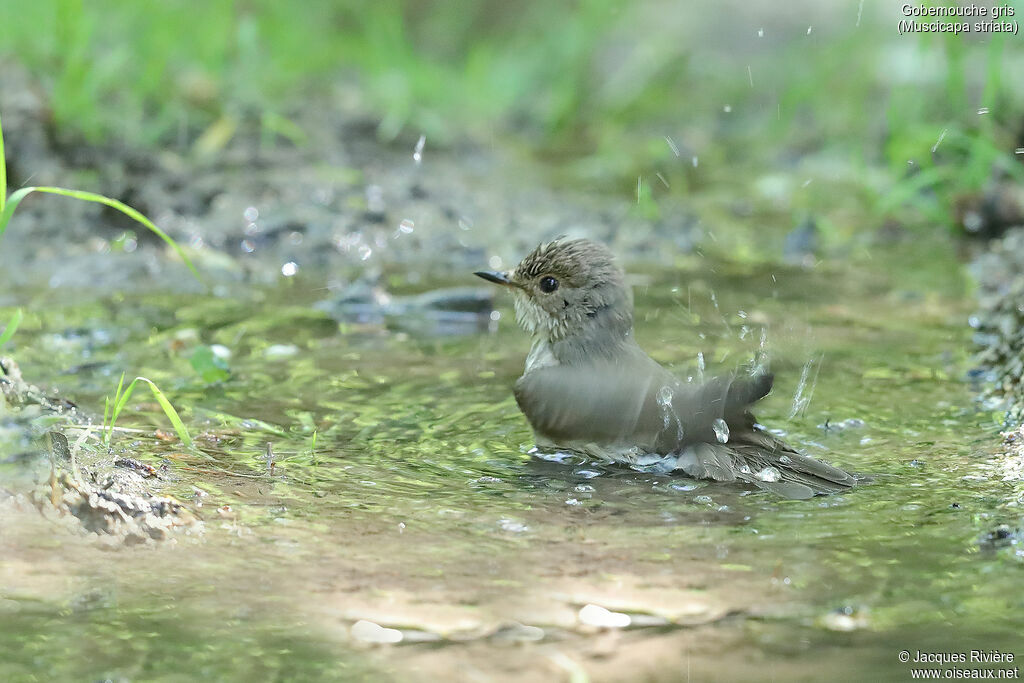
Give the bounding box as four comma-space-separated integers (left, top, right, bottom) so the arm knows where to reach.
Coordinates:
105, 372, 134, 447
134, 377, 193, 448
103, 371, 127, 446
112, 377, 137, 424
0, 308, 22, 348
0, 186, 202, 284
104, 375, 192, 449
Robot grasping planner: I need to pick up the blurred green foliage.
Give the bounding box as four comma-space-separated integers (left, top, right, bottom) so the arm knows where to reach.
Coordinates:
0, 0, 1021, 226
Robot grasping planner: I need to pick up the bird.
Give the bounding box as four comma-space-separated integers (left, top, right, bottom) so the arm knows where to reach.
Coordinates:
475, 238, 856, 499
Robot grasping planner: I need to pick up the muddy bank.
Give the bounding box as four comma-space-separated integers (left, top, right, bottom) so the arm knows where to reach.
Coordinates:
970, 226, 1024, 427
0, 59, 697, 299
1, 357, 200, 544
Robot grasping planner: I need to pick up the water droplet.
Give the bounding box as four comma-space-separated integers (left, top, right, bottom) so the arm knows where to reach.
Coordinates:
931, 128, 948, 153
358, 245, 373, 261
397, 218, 414, 235
713, 418, 730, 443
806, 25, 813, 35
692, 155, 699, 168
755, 466, 782, 482
1015, 148, 1024, 155
665, 135, 680, 156
723, 104, 732, 113
789, 356, 821, 419
779, 455, 792, 465
243, 206, 259, 222
412, 134, 426, 164
758, 27, 764, 37
738, 464, 752, 475
977, 107, 990, 115
281, 261, 298, 277
574, 484, 595, 493
488, 255, 503, 269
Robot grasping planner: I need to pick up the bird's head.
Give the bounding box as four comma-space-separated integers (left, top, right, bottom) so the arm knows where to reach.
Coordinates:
475, 238, 633, 344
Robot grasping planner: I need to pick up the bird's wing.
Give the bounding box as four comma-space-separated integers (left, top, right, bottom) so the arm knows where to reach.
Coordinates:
513, 359, 666, 449
513, 352, 772, 451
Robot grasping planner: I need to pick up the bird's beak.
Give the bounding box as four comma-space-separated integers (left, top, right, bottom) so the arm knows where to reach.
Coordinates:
474, 270, 520, 288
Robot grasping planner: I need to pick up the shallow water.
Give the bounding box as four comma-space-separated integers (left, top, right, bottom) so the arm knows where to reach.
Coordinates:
2, 239, 1022, 682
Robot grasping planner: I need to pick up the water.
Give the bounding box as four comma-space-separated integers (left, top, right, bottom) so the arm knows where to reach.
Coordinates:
1, 242, 1019, 681
712, 417, 730, 443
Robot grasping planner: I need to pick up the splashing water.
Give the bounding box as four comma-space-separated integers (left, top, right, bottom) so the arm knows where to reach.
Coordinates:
713, 418, 730, 444
656, 385, 685, 441
413, 135, 425, 164
709, 291, 729, 329
665, 135, 681, 157
395, 219, 414, 237
789, 356, 822, 419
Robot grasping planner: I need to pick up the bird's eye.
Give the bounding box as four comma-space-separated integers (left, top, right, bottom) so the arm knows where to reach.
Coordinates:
539, 276, 559, 293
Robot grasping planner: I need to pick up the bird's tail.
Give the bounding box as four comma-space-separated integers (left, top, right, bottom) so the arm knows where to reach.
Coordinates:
676, 428, 856, 499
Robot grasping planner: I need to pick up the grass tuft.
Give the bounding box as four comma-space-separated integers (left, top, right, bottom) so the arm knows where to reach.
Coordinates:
103, 372, 193, 449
